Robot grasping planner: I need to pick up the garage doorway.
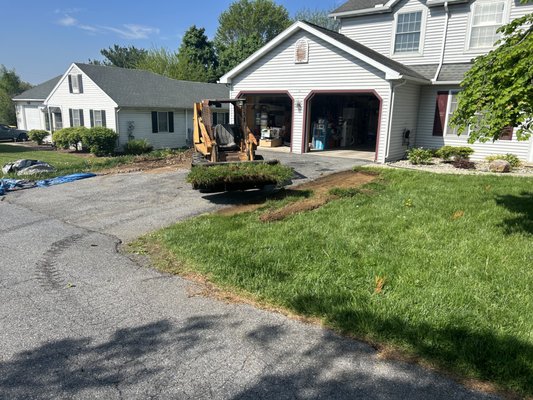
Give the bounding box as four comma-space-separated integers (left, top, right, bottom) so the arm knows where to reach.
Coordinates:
304, 91, 381, 159
238, 92, 293, 150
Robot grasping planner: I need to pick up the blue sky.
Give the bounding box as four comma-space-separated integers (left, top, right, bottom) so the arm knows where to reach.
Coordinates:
2, 0, 344, 84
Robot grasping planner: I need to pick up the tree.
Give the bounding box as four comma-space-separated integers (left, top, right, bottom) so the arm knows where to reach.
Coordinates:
0, 65, 32, 125
215, 0, 291, 75
449, 10, 533, 142
294, 8, 341, 31
89, 45, 148, 68
135, 48, 181, 79
175, 26, 218, 82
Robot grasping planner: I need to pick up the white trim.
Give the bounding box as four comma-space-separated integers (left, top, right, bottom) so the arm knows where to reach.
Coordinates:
443, 89, 461, 136
219, 21, 406, 84
390, 8, 427, 57
465, 0, 510, 51
13, 98, 46, 102
432, 80, 462, 85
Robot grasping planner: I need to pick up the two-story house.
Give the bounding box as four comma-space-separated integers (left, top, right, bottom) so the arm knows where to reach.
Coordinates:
219, 0, 533, 163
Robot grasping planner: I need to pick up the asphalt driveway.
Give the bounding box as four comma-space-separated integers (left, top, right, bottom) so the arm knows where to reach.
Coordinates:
0, 152, 497, 399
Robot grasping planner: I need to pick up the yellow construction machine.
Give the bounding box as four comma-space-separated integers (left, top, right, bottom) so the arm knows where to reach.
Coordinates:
192, 98, 261, 165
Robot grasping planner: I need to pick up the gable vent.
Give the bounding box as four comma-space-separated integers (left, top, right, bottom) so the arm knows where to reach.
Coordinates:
294, 39, 309, 64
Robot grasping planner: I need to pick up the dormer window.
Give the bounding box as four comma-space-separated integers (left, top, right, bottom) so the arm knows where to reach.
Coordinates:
68, 74, 83, 94
394, 11, 423, 53
468, 0, 506, 49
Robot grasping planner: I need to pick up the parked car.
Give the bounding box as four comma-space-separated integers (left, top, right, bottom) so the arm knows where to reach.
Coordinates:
0, 124, 28, 142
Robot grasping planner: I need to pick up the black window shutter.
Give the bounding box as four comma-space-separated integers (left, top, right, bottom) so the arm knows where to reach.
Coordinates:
168, 112, 174, 132
69, 109, 73, 127
77, 75, 83, 93
101, 110, 106, 127
90, 110, 94, 127
151, 112, 158, 133
68, 75, 73, 93
79, 110, 84, 126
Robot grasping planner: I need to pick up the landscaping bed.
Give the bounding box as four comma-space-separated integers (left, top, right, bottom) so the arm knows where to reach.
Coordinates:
388, 158, 533, 176
136, 167, 533, 397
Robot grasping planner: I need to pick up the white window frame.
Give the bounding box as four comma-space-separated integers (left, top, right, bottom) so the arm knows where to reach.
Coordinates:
391, 8, 427, 56
94, 110, 103, 127
71, 75, 80, 94
443, 90, 462, 137
466, 0, 509, 51
157, 111, 169, 133
72, 109, 81, 127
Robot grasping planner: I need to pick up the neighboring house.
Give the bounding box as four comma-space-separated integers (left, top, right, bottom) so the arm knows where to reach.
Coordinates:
13, 76, 61, 132
13, 63, 229, 149
220, 0, 533, 162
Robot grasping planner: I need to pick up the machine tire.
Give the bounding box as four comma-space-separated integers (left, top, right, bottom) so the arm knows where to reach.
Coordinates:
254, 154, 264, 161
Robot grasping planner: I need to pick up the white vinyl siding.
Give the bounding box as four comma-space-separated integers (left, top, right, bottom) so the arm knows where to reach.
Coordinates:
118, 109, 187, 150
230, 30, 391, 161
415, 85, 532, 161
468, 0, 506, 49
46, 65, 117, 133
387, 82, 421, 161
394, 11, 423, 53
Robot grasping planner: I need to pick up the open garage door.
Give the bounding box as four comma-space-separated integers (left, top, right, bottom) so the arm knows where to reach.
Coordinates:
238, 92, 293, 150
304, 92, 380, 159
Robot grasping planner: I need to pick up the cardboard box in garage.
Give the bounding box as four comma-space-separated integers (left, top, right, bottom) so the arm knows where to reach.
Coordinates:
259, 138, 283, 147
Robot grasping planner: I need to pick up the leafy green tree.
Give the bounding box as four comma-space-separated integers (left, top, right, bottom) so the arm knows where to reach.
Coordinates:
90, 45, 148, 68
0, 65, 32, 125
176, 25, 218, 82
450, 9, 533, 142
215, 0, 291, 75
135, 48, 181, 79
294, 8, 341, 31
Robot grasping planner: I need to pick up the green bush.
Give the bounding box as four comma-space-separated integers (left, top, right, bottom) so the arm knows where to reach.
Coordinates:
52, 127, 88, 150
436, 146, 475, 161
123, 139, 153, 155
486, 154, 521, 169
406, 147, 433, 165
28, 129, 49, 145
81, 127, 118, 156
187, 163, 293, 187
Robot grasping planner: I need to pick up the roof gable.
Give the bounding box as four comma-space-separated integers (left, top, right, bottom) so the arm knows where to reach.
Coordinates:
13, 76, 62, 101
219, 21, 427, 84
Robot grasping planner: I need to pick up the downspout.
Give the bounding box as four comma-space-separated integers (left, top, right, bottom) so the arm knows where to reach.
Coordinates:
115, 108, 121, 148
385, 79, 407, 161
432, 1, 450, 83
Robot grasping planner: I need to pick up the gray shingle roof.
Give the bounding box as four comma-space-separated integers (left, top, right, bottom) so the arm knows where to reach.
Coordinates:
331, 0, 389, 14
437, 63, 471, 81
407, 65, 439, 80
13, 76, 62, 100
302, 21, 428, 81
75, 63, 229, 108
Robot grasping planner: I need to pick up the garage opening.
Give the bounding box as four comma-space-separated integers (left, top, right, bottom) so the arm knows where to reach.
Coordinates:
239, 93, 293, 150
305, 92, 380, 158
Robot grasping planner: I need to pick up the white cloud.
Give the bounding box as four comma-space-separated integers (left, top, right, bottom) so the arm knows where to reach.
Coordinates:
102, 24, 160, 39
57, 15, 77, 27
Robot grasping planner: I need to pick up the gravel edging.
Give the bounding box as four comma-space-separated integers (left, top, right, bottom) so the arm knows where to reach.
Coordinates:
386, 158, 533, 177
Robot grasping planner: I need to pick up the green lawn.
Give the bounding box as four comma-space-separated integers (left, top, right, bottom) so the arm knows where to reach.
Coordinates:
138, 168, 533, 396
0, 144, 183, 178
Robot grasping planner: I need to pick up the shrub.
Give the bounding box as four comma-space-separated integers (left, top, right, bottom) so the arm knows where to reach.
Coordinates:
436, 146, 474, 161
406, 147, 433, 165
28, 129, 49, 145
123, 139, 153, 155
486, 154, 521, 169
82, 127, 118, 156
52, 127, 88, 150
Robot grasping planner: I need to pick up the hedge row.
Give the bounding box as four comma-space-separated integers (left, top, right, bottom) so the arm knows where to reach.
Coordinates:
53, 127, 118, 156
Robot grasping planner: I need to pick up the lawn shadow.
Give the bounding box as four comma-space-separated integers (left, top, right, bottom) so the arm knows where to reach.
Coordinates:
495, 191, 533, 235
202, 187, 312, 206
285, 293, 532, 397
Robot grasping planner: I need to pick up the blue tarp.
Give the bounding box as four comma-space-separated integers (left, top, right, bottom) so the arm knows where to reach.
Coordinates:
35, 173, 97, 188
0, 173, 96, 195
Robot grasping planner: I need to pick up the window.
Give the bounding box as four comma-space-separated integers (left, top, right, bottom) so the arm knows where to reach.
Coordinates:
394, 11, 423, 53
151, 111, 174, 133
469, 1, 506, 49
71, 109, 82, 127
68, 74, 83, 94
213, 112, 228, 125
445, 91, 460, 136
90, 110, 106, 127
